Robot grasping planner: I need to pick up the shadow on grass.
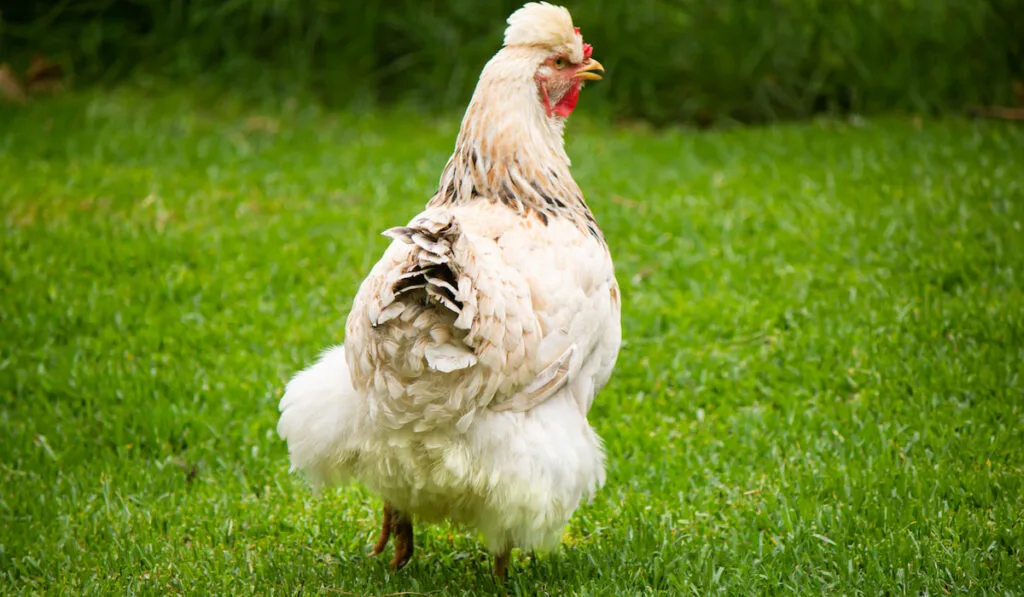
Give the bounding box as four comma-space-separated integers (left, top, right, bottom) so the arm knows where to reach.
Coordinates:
273, 535, 661, 596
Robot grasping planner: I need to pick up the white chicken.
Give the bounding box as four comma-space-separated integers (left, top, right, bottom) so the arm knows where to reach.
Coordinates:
277, 2, 620, 577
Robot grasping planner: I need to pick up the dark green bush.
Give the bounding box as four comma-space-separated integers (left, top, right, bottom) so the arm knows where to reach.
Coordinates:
1, 0, 1021, 123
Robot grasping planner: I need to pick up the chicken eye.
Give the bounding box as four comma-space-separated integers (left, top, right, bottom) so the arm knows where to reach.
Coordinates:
553, 57, 568, 69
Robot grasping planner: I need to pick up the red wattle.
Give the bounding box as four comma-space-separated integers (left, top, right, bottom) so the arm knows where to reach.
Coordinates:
553, 81, 581, 118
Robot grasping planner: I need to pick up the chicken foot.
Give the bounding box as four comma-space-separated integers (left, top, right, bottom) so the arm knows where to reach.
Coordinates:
369, 502, 414, 570
369, 502, 394, 557
371, 504, 509, 578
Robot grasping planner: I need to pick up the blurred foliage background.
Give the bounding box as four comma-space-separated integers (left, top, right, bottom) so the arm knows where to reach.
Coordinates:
1, 0, 1022, 124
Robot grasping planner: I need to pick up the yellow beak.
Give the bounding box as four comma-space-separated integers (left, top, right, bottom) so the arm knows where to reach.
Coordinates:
575, 59, 604, 81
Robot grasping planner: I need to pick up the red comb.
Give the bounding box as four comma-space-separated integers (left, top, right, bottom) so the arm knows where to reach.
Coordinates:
575, 27, 593, 59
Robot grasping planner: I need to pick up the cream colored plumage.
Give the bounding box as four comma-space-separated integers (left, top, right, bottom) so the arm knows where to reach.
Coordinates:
277, 2, 620, 577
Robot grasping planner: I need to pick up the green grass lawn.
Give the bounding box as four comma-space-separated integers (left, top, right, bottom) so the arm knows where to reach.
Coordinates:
2, 89, 1023, 595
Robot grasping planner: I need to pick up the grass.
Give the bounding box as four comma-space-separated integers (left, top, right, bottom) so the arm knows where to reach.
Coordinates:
1, 88, 1023, 595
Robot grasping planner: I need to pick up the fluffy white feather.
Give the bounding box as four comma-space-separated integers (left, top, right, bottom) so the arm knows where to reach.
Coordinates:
504, 2, 585, 63
277, 345, 367, 490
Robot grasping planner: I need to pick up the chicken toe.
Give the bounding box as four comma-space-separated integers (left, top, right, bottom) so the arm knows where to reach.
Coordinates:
369, 502, 394, 557
390, 510, 414, 570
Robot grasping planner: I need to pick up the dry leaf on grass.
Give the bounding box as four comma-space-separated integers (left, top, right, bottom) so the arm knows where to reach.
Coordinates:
0, 63, 28, 103
244, 115, 280, 133
966, 105, 1024, 121
967, 80, 1024, 120
26, 54, 64, 94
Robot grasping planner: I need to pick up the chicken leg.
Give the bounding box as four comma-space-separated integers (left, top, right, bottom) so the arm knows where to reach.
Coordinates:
494, 547, 512, 579
369, 502, 414, 570
369, 502, 394, 557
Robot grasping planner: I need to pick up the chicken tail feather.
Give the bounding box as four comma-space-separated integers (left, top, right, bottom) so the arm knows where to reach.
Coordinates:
277, 345, 366, 490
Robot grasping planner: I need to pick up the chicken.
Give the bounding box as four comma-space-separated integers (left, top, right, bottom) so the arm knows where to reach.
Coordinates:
277, 2, 620, 577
